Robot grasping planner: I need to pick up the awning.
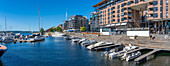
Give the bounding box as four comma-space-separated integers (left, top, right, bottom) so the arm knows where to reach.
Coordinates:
115, 23, 121, 26
111, 24, 115, 26
121, 23, 127, 25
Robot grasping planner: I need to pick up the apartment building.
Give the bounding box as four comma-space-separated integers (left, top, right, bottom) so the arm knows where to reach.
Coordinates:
63, 20, 69, 31
89, 12, 100, 32
68, 15, 89, 32
93, 0, 170, 34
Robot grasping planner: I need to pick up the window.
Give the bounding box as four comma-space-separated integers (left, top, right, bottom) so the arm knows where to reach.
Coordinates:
108, 17, 110, 19
121, 18, 124, 21
111, 11, 115, 14
153, 7, 158, 12
108, 13, 110, 15
111, 19, 115, 22
160, 0, 162, 5
124, 17, 127, 20
153, 1, 158, 6
117, 14, 120, 18
108, 9, 110, 12
135, 0, 138, 4
153, 13, 158, 18
166, 0, 168, 5
100, 11, 102, 14
121, 8, 124, 12
108, 20, 110, 24
118, 19, 120, 22
166, 12, 168, 18
121, 13, 124, 16
112, 15, 115, 18
100, 15, 102, 17
160, 7, 162, 12
128, 1, 131, 5
102, 28, 110, 32
166, 6, 168, 11
121, 4, 124, 7
117, 10, 120, 13
100, 22, 102, 24
160, 13, 162, 18
117, 5, 120, 9
111, 7, 115, 10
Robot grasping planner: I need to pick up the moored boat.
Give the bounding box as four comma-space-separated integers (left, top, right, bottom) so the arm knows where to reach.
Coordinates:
0, 44, 7, 57
52, 32, 66, 37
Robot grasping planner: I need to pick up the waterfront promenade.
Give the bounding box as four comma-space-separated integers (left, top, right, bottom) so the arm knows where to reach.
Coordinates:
68, 33, 170, 50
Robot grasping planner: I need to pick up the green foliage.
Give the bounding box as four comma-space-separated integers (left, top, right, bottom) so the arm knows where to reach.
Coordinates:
50, 28, 55, 32
40, 28, 44, 34
50, 27, 62, 32
80, 27, 87, 32
56, 26, 62, 32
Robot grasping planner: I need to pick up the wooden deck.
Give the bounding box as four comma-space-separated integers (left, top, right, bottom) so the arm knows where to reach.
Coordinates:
134, 49, 161, 63
117, 47, 147, 57
14, 39, 35, 43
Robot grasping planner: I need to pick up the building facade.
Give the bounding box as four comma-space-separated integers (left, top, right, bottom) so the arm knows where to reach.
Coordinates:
89, 12, 100, 32
68, 15, 89, 32
63, 20, 69, 31
93, 0, 170, 34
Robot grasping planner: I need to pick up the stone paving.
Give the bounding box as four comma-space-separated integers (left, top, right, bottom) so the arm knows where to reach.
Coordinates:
68, 33, 170, 49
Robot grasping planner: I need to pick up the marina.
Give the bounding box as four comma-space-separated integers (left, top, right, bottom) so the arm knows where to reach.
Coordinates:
0, 0, 170, 65
2, 32, 169, 66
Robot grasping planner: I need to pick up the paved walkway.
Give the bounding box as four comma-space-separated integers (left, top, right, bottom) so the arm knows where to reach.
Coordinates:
68, 33, 170, 49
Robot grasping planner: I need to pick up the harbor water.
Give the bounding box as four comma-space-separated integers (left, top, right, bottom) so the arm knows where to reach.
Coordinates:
0, 37, 170, 66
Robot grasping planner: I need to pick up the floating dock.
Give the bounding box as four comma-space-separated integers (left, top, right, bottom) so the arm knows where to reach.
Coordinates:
14, 39, 35, 43
117, 47, 147, 57
134, 49, 161, 63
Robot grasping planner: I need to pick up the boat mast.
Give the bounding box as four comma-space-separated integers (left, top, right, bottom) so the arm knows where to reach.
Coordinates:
38, 5, 41, 32
5, 16, 7, 32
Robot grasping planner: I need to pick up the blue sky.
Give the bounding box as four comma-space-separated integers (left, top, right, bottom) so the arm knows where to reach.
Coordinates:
0, 0, 101, 31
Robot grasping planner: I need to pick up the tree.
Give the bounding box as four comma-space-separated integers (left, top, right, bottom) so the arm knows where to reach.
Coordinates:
50, 28, 55, 32
81, 27, 87, 32
40, 28, 44, 35
56, 26, 62, 32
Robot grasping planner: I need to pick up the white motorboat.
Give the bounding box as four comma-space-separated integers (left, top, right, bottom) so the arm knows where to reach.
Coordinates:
2, 37, 14, 43
63, 36, 77, 40
77, 39, 87, 44
71, 38, 81, 42
81, 40, 97, 46
52, 32, 66, 37
29, 36, 45, 41
0, 44, 7, 57
86, 41, 105, 50
121, 51, 141, 61
108, 44, 138, 58
87, 41, 114, 50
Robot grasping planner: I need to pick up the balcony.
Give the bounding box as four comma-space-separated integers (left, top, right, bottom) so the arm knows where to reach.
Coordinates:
148, 5, 154, 8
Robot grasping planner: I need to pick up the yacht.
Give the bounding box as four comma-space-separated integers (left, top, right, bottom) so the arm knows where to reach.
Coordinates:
2, 36, 14, 43
86, 42, 113, 50
77, 39, 87, 44
108, 44, 138, 58
121, 51, 141, 61
71, 38, 81, 43
81, 40, 97, 46
0, 44, 7, 57
51, 32, 66, 37
29, 36, 45, 41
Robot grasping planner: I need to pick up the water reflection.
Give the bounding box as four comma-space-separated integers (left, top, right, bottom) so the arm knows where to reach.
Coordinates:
0, 37, 170, 66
